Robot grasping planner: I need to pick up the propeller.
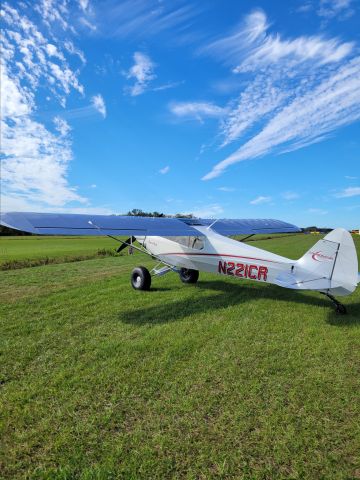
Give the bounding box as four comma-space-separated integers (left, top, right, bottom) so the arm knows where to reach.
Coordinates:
116, 236, 137, 253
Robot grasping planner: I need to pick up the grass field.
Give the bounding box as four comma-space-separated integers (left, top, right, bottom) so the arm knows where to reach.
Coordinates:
1, 234, 359, 479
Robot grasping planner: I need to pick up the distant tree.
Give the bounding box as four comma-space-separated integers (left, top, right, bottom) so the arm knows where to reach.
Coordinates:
127, 208, 145, 216
175, 213, 194, 218
126, 209, 165, 217
126, 209, 195, 218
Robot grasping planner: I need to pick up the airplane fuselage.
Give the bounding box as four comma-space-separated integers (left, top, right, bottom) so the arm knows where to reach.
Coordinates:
137, 226, 294, 286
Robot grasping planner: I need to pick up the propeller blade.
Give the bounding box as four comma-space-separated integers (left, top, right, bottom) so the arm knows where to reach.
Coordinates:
116, 236, 136, 253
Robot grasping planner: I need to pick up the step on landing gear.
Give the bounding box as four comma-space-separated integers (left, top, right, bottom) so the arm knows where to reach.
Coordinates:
322, 292, 347, 314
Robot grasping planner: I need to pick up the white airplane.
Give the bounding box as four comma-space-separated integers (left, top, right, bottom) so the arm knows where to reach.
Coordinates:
1, 212, 359, 314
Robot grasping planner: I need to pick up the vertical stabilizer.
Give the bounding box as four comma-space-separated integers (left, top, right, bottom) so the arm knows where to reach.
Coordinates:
296, 228, 358, 295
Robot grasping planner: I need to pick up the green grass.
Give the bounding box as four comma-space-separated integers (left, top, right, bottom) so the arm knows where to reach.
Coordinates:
0, 235, 359, 479
0, 236, 117, 262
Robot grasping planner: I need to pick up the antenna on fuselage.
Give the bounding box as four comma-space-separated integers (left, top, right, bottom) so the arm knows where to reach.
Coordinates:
207, 218, 219, 230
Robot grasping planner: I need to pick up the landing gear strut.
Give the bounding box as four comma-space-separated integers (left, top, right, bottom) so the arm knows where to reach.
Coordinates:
321, 293, 347, 314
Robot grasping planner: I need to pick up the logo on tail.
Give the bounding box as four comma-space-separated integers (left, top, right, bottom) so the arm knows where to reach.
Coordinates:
310, 251, 334, 262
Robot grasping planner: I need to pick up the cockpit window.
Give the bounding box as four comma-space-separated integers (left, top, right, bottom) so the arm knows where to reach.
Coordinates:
164, 236, 205, 250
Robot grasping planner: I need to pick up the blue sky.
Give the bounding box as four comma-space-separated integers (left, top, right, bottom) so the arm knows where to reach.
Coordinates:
1, 0, 359, 228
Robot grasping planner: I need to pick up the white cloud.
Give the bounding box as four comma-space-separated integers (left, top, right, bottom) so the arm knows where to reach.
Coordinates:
308, 208, 328, 215
80, 17, 97, 32
1, 194, 112, 215
152, 81, 184, 92
218, 187, 235, 192
53, 116, 71, 136
317, 0, 354, 19
336, 187, 360, 198
282, 191, 300, 200
192, 204, 224, 218
79, 0, 89, 12
200, 10, 359, 180
0, 2, 88, 209
90, 184, 97, 188
159, 166, 170, 175
97, 1, 196, 40
219, 76, 288, 145
344, 175, 358, 180
169, 101, 226, 122
201, 9, 353, 71
202, 54, 360, 180
250, 196, 272, 205
91, 94, 106, 118
125, 52, 156, 96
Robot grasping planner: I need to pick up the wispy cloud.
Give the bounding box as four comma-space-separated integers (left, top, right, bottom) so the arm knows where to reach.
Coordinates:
192, 204, 224, 218
125, 52, 156, 96
250, 196, 272, 205
200, 9, 360, 180
308, 208, 328, 215
344, 175, 358, 180
53, 116, 71, 136
335, 186, 360, 197
159, 166, 170, 175
169, 101, 226, 122
152, 81, 184, 92
282, 191, 300, 200
91, 94, 106, 117
317, 0, 355, 20
200, 9, 353, 71
218, 187, 235, 192
97, 0, 197, 40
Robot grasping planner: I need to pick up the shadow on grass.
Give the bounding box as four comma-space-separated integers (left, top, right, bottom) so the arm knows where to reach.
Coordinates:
119, 279, 360, 326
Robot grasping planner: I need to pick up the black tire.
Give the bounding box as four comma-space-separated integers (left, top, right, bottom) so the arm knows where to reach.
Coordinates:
179, 268, 199, 284
131, 266, 151, 290
335, 304, 347, 315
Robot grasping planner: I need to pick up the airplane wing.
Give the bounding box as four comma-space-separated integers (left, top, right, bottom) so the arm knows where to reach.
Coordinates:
179, 218, 301, 235
0, 212, 205, 237
0, 212, 300, 236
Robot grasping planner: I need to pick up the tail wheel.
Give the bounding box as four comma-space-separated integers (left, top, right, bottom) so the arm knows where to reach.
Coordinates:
131, 266, 151, 290
179, 268, 199, 284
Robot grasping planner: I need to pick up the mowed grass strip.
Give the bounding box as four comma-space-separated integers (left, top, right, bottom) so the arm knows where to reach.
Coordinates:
0, 236, 119, 267
0, 235, 359, 479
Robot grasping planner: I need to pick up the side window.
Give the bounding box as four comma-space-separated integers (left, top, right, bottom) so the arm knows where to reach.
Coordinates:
165, 236, 204, 250
190, 237, 204, 250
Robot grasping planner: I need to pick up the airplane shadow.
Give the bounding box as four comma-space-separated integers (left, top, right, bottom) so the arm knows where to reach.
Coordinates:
119, 280, 360, 327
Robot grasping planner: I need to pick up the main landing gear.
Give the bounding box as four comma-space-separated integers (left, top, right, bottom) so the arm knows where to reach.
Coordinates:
179, 268, 199, 284
131, 266, 152, 291
321, 292, 347, 314
131, 265, 199, 290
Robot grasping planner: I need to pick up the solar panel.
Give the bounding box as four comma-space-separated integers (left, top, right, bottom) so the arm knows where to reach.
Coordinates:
0, 212, 205, 236
0, 212, 301, 236
179, 218, 301, 235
